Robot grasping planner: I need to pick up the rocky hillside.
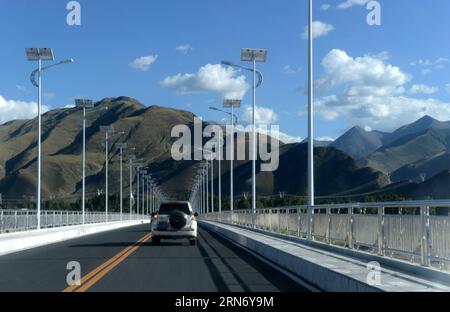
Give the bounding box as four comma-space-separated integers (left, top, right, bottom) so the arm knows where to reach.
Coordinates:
0, 97, 389, 201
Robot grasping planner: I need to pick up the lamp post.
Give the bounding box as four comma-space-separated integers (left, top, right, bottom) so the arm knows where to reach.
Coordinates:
26, 48, 73, 230
116, 143, 128, 221
222, 49, 267, 225
100, 126, 113, 222
210, 100, 240, 213
307, 0, 315, 240
205, 162, 209, 213
128, 155, 136, 219
135, 163, 143, 218
100, 126, 119, 222
140, 169, 148, 218
74, 99, 94, 225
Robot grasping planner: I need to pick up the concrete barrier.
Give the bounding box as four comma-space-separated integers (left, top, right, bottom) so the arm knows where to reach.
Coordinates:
200, 221, 450, 292
0, 220, 149, 256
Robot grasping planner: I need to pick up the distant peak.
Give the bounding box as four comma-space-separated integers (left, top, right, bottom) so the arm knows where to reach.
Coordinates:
348, 125, 366, 133
113, 96, 139, 103
418, 115, 435, 121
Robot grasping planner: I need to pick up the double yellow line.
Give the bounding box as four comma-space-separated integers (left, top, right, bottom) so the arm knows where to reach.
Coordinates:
63, 232, 152, 292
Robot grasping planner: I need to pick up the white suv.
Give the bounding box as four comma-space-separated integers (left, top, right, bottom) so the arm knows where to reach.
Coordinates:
151, 201, 198, 246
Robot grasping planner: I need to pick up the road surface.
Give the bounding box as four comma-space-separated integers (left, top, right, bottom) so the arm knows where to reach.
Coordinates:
0, 223, 309, 292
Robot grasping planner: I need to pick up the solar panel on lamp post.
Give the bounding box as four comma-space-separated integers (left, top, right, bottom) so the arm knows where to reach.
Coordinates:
222, 49, 267, 228
26, 48, 73, 230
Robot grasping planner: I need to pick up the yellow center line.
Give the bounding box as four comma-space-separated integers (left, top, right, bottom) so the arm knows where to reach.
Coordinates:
63, 232, 152, 293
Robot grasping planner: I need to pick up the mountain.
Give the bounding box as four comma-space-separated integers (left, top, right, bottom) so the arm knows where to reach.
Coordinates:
0, 96, 389, 202
330, 115, 450, 177
300, 138, 332, 148
330, 126, 389, 159
386, 115, 450, 146
365, 127, 450, 174
385, 170, 450, 200
0, 97, 196, 198
390, 152, 450, 183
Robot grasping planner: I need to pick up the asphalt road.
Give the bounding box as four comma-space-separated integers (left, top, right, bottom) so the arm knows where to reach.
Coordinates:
0, 223, 308, 292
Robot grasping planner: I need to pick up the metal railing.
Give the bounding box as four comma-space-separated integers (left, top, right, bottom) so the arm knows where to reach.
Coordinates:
202, 200, 450, 270
0, 210, 145, 234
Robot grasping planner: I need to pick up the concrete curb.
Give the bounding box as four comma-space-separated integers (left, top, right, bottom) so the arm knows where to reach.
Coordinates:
200, 220, 379, 292
0, 220, 149, 256
213, 221, 450, 286
200, 221, 450, 292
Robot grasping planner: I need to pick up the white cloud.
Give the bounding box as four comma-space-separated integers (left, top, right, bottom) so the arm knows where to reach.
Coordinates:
242, 105, 278, 125
161, 64, 249, 99
235, 124, 301, 144
301, 21, 334, 40
16, 85, 27, 93
337, 0, 370, 9
282, 65, 301, 74
260, 128, 301, 144
410, 57, 450, 75
129, 55, 158, 71
0, 95, 49, 124
314, 49, 450, 131
320, 4, 331, 11
175, 44, 193, 55
43, 92, 55, 101
409, 84, 439, 95
317, 136, 335, 142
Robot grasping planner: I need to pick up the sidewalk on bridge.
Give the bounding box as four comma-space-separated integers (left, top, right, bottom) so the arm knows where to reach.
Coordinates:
0, 220, 150, 256
199, 221, 450, 292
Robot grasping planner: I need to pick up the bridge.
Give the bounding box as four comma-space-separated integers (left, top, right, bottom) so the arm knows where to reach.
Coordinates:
0, 197, 449, 292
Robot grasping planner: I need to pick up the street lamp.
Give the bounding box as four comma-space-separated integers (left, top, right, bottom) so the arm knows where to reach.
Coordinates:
210, 100, 240, 213
140, 168, 148, 218
26, 48, 74, 230
116, 143, 128, 221
75, 99, 94, 225
127, 152, 137, 218
100, 125, 116, 222
307, 0, 315, 240
222, 48, 267, 225
134, 162, 144, 218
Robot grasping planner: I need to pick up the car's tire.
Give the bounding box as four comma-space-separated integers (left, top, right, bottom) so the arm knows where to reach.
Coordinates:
169, 210, 187, 229
189, 239, 197, 246
152, 237, 161, 245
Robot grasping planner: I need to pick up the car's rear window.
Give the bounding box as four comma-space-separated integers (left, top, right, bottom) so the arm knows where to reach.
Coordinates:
158, 203, 190, 215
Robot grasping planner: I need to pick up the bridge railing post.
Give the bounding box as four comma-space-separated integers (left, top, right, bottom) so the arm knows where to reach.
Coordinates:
348, 206, 354, 249
420, 206, 431, 267
0, 210, 3, 233
14, 211, 17, 231
326, 207, 331, 244
278, 209, 281, 233
285, 209, 289, 234
377, 206, 385, 256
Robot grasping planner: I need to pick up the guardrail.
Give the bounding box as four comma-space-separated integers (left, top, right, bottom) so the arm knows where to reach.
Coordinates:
202, 200, 450, 270
0, 210, 145, 234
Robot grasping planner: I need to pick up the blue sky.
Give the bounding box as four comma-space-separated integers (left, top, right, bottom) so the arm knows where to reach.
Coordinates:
1, 0, 450, 142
